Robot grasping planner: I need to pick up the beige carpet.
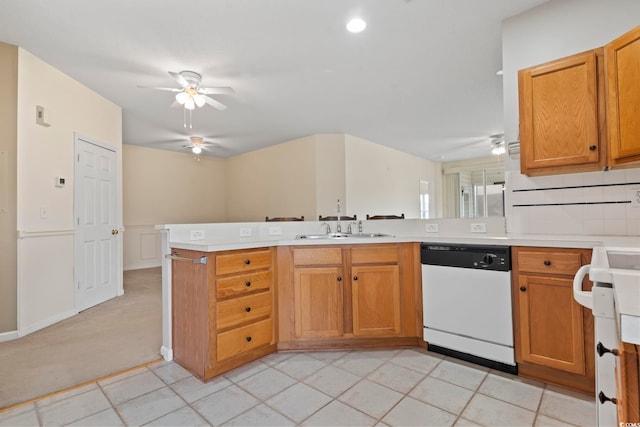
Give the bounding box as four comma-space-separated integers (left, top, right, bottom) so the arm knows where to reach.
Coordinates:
0, 268, 162, 409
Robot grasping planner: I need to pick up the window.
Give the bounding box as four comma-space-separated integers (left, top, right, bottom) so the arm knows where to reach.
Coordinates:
419, 180, 430, 219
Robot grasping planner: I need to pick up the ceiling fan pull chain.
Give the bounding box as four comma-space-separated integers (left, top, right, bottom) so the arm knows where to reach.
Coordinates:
183, 108, 186, 128
189, 109, 193, 129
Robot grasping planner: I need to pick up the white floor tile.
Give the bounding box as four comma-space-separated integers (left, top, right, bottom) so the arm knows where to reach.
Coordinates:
116, 387, 185, 426
259, 351, 297, 366
225, 403, 295, 426
0, 403, 39, 427
409, 376, 474, 415
38, 389, 112, 426
150, 362, 192, 385
382, 396, 457, 427
171, 375, 232, 403
332, 352, 385, 377
534, 414, 576, 426
303, 365, 360, 397
301, 400, 376, 427
224, 360, 269, 383
338, 379, 403, 419
102, 371, 166, 406
143, 406, 208, 426
274, 353, 327, 381
389, 349, 442, 374
461, 393, 536, 427
266, 383, 332, 423
478, 373, 543, 412
98, 367, 149, 387
191, 384, 259, 425
453, 417, 482, 426
237, 367, 297, 400
36, 383, 99, 408
67, 408, 124, 426
306, 351, 350, 363
368, 362, 426, 393
429, 360, 487, 391
538, 389, 595, 426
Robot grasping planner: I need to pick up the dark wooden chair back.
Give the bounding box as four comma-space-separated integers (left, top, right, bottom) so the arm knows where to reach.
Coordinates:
366, 213, 405, 220
318, 215, 357, 221
265, 216, 305, 222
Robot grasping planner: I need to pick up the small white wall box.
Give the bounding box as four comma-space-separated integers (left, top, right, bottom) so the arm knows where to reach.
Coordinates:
36, 105, 52, 127
55, 176, 66, 187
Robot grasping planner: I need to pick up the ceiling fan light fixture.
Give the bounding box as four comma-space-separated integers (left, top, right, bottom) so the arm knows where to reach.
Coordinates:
346, 17, 366, 33
184, 97, 196, 110
175, 91, 188, 105
491, 142, 506, 155
192, 145, 202, 154
194, 94, 206, 107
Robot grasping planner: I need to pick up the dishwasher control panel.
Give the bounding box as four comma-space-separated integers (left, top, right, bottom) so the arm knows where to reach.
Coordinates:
420, 243, 511, 271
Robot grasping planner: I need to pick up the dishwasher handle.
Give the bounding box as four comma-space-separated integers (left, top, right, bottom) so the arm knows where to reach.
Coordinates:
573, 264, 592, 309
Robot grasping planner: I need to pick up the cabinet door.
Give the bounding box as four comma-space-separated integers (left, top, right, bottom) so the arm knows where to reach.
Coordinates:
519, 50, 602, 175
352, 265, 401, 337
516, 274, 586, 374
293, 267, 344, 338
606, 26, 640, 165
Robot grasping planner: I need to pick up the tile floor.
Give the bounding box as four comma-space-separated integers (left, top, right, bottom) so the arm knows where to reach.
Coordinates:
0, 348, 596, 427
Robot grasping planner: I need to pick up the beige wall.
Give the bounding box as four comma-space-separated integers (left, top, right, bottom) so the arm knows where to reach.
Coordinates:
0, 42, 18, 334
225, 136, 317, 222
314, 134, 347, 219
16, 48, 122, 334
345, 135, 441, 219
122, 145, 227, 270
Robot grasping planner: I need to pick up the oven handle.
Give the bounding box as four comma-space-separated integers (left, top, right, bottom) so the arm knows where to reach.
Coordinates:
573, 264, 593, 309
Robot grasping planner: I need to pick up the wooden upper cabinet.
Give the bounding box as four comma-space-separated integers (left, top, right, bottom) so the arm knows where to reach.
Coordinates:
519, 50, 605, 175
606, 25, 640, 166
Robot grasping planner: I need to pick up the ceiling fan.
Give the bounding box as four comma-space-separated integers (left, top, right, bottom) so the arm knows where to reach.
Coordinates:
138, 71, 234, 127
183, 136, 215, 160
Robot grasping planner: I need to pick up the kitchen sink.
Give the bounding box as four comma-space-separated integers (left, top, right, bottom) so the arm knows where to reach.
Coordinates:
295, 232, 393, 240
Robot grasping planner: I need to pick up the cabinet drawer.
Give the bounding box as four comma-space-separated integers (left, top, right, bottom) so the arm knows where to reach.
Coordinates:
216, 249, 272, 276
517, 250, 582, 275
293, 247, 342, 266
217, 271, 272, 299
217, 292, 272, 330
351, 245, 398, 264
217, 318, 272, 361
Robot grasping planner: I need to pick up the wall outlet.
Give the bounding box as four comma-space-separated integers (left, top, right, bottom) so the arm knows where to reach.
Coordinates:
190, 229, 205, 240
471, 223, 487, 233
240, 227, 252, 237
425, 223, 439, 233
268, 226, 282, 236
40, 207, 48, 219
629, 187, 640, 208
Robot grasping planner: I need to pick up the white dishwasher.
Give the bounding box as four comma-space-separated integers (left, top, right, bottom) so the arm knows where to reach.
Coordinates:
421, 243, 516, 373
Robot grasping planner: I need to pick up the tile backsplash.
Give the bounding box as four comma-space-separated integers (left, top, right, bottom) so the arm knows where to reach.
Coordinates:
505, 168, 640, 236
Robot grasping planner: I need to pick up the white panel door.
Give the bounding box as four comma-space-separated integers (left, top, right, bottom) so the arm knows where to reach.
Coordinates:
75, 138, 119, 311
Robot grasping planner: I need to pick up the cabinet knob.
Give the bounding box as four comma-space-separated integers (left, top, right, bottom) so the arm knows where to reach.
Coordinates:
246, 336, 252, 342
589, 145, 597, 151
245, 281, 251, 287
245, 307, 251, 312
520, 286, 527, 292
337, 276, 342, 282
353, 276, 358, 281
244, 259, 251, 265
596, 342, 619, 357
598, 391, 617, 405
543, 260, 551, 266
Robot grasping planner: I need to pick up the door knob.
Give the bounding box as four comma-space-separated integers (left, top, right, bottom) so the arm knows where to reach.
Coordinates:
596, 342, 619, 357
520, 286, 527, 292
111, 229, 119, 235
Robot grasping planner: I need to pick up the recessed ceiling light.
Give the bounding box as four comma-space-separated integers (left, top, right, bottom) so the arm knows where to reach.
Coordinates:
346, 17, 366, 33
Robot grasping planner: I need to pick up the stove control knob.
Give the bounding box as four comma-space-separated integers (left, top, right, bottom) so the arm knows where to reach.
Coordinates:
482, 254, 495, 265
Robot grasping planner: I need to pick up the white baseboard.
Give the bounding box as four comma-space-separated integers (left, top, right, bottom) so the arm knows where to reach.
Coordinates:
0, 330, 19, 342
160, 345, 173, 361
18, 309, 78, 337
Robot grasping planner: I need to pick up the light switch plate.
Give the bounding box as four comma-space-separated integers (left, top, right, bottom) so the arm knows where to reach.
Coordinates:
268, 226, 282, 236
190, 230, 205, 240
425, 223, 439, 233
471, 223, 487, 233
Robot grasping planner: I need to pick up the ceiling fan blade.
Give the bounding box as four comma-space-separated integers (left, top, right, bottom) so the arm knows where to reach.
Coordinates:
169, 71, 189, 88
137, 85, 181, 92
198, 87, 235, 95
204, 96, 227, 110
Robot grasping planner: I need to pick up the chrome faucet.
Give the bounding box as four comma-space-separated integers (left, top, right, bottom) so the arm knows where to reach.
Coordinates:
321, 222, 331, 234
336, 199, 342, 233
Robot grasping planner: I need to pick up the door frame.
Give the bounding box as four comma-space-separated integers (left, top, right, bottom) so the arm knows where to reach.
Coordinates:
73, 133, 123, 311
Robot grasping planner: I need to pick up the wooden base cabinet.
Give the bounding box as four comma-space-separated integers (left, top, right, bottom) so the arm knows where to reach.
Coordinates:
617, 342, 640, 423
278, 243, 422, 350
512, 247, 595, 394
171, 247, 277, 381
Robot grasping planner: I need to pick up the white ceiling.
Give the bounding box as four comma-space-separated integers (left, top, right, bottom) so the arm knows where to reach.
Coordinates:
0, 0, 548, 161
